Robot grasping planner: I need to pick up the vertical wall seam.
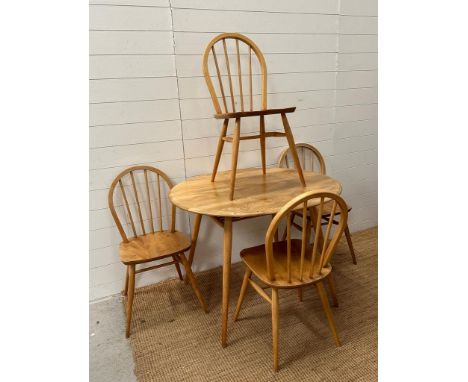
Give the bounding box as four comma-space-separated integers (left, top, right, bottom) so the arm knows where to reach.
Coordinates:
168, 0, 193, 238
331, 0, 342, 175
168, 0, 186, 181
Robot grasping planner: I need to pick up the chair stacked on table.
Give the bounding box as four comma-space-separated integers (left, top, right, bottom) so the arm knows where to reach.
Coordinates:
202, 32, 305, 200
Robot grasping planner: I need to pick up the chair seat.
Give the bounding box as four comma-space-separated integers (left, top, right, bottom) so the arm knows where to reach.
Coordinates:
119, 231, 191, 265
240, 239, 331, 288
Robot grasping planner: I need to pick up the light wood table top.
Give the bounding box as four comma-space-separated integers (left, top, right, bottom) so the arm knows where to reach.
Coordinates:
169, 167, 342, 217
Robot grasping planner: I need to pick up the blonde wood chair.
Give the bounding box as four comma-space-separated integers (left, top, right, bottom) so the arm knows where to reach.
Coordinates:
233, 191, 348, 371
108, 166, 208, 338
202, 32, 306, 200
278, 143, 357, 265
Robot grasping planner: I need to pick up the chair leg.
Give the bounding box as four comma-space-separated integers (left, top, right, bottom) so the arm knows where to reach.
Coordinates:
122, 266, 129, 296
173, 255, 183, 281
271, 288, 280, 372
316, 281, 341, 347
211, 119, 229, 182
233, 268, 252, 321
344, 225, 357, 265
125, 264, 135, 338
259, 116, 266, 175
327, 273, 339, 307
280, 113, 306, 187
297, 287, 303, 302
229, 118, 241, 200
178, 253, 208, 313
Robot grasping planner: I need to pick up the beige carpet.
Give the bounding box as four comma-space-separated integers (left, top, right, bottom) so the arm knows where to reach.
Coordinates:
128, 227, 377, 381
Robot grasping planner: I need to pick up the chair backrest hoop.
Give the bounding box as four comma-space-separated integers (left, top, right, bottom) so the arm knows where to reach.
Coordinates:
108, 165, 176, 243
202, 32, 268, 114
278, 143, 326, 175
264, 191, 348, 282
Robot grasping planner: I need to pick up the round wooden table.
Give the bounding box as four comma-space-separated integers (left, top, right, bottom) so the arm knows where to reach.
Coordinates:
169, 167, 342, 347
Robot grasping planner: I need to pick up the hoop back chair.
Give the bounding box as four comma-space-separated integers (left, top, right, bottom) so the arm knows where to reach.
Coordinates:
108, 166, 207, 337
278, 143, 357, 264
233, 191, 349, 371
202, 33, 306, 200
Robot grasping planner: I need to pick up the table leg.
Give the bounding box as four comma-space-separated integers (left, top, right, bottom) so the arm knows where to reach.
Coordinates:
221, 217, 233, 347
185, 213, 202, 284
188, 213, 202, 266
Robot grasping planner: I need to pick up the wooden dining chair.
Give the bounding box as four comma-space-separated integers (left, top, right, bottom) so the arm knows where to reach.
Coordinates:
108, 166, 208, 338
278, 143, 357, 265
202, 32, 306, 200
233, 191, 349, 371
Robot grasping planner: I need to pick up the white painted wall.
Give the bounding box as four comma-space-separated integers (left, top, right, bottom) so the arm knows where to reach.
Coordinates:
89, 0, 378, 301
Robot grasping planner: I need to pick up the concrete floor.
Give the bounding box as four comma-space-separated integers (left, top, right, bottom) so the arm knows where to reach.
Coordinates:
89, 296, 137, 382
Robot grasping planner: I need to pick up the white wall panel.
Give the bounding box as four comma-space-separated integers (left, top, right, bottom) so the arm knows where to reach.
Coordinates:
89, 0, 169, 6
89, 5, 172, 30
333, 135, 377, 156
89, 0, 378, 301
329, 151, 368, 171
178, 72, 336, 99
183, 134, 288, 159
339, 15, 378, 34
364, 148, 378, 164
89, 2, 186, 301
170, 0, 339, 14
336, 87, 377, 106
334, 0, 378, 237
176, 53, 337, 77
174, 32, 338, 55
89, 159, 185, 191
293, 124, 334, 143
90, 77, 178, 102
172, 9, 338, 34
184, 147, 285, 178
337, 70, 377, 89
338, 53, 378, 71
340, 0, 377, 16
335, 104, 378, 123
339, 35, 378, 53
90, 140, 184, 169
90, 99, 180, 126
333, 119, 377, 139
90, 31, 174, 54
90, 55, 176, 79
90, 120, 182, 148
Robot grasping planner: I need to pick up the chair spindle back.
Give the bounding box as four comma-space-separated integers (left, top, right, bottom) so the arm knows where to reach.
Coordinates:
203, 33, 267, 114
265, 191, 348, 283
278, 143, 326, 175
108, 166, 176, 243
